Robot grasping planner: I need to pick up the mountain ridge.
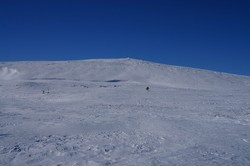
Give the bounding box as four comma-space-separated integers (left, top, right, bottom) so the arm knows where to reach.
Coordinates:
0, 58, 249, 90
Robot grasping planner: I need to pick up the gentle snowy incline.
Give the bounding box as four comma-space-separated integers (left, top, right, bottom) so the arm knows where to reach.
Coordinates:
1, 58, 250, 89
0, 58, 250, 166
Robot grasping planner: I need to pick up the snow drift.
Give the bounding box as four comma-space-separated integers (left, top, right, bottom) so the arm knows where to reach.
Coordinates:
0, 67, 20, 80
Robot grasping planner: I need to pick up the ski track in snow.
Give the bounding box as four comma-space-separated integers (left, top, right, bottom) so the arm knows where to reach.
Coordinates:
0, 58, 250, 165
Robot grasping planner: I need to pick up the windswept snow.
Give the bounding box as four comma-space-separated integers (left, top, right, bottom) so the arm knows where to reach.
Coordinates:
0, 58, 250, 165
5, 58, 250, 89
0, 67, 20, 80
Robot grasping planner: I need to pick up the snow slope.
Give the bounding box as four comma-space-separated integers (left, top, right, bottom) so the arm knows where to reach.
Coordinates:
0, 58, 250, 165
1, 58, 250, 89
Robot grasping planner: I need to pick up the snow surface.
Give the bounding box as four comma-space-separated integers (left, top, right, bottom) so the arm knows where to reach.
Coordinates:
0, 58, 250, 165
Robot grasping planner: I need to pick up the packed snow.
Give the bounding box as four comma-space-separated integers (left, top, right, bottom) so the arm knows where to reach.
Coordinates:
0, 58, 250, 165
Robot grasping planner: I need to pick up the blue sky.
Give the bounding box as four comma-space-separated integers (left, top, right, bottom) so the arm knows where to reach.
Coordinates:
0, 0, 250, 75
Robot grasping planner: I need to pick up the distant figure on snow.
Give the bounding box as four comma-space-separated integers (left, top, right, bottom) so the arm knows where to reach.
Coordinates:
42, 89, 50, 94
146, 86, 150, 91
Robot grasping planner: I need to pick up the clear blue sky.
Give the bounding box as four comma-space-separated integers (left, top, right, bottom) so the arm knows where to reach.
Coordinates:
1, 0, 250, 75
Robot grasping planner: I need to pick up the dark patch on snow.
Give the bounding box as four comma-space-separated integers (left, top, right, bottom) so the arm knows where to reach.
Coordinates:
103, 145, 115, 153
80, 85, 88, 88
103, 161, 112, 166
134, 144, 153, 154
106, 80, 123, 83
92, 79, 125, 83
0, 134, 11, 139
10, 145, 22, 153
46, 63, 56, 66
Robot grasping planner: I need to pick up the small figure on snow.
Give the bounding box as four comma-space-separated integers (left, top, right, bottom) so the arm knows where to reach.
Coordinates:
146, 86, 150, 91
42, 89, 50, 94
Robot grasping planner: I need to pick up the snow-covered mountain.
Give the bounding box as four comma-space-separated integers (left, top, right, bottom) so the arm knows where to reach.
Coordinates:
1, 58, 250, 165
1, 58, 250, 89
